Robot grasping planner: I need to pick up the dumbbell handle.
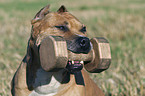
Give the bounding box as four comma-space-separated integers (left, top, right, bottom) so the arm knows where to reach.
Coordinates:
67, 50, 94, 62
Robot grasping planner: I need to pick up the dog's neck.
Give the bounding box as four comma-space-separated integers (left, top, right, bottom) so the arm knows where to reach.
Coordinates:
29, 68, 65, 96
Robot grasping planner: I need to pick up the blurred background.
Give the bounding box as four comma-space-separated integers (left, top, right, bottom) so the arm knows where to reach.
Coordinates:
0, 0, 145, 95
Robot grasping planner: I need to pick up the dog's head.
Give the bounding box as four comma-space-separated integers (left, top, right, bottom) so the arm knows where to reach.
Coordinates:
25, 5, 111, 88
30, 5, 92, 54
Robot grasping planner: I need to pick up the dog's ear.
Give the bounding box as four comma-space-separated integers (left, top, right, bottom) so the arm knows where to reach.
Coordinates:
57, 5, 68, 13
31, 5, 50, 24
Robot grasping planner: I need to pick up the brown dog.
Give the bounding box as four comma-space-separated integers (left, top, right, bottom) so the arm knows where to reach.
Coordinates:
11, 5, 105, 96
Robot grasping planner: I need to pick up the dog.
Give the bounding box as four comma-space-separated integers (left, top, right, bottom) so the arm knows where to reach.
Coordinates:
11, 5, 105, 96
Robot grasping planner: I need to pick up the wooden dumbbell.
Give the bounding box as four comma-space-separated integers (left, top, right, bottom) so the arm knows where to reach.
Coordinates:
39, 36, 111, 72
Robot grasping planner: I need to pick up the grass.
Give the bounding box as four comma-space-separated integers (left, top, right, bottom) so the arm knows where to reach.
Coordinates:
0, 0, 145, 95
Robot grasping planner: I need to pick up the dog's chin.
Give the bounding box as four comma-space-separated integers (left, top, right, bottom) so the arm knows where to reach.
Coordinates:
65, 60, 84, 73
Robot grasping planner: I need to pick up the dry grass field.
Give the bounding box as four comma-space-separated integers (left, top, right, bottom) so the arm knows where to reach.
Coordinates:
0, 0, 145, 95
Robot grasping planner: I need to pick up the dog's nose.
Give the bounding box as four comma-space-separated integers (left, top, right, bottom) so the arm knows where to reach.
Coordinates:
78, 37, 91, 53
79, 37, 90, 47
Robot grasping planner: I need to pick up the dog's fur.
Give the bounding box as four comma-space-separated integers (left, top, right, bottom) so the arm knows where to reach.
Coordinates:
11, 5, 104, 96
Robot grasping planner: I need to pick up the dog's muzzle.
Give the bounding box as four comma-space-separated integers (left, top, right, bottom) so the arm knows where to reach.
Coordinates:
67, 37, 92, 54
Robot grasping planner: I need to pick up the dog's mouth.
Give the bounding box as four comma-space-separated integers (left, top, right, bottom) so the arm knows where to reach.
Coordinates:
65, 60, 84, 73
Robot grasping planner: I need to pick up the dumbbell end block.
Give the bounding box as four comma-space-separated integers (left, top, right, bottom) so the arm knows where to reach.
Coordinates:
84, 37, 111, 73
39, 36, 68, 71
85, 59, 111, 73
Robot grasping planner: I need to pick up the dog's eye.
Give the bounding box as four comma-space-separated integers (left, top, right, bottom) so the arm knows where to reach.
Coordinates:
80, 26, 86, 33
55, 25, 69, 32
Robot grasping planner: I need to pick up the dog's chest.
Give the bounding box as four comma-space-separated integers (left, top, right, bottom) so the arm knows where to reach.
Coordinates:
29, 68, 64, 96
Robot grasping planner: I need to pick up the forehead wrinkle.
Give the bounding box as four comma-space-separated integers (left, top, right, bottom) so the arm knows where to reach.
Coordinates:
43, 12, 81, 26
42, 13, 68, 28
68, 19, 82, 30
